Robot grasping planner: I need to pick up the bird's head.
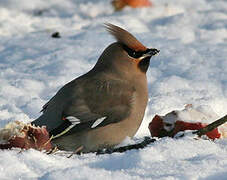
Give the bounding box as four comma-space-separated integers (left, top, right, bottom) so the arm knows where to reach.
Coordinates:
95, 23, 159, 75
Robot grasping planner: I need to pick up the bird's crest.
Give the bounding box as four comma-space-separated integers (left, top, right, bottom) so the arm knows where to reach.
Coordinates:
104, 23, 147, 52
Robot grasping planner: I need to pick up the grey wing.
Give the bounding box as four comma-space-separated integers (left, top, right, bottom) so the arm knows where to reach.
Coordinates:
32, 77, 135, 138
48, 78, 134, 138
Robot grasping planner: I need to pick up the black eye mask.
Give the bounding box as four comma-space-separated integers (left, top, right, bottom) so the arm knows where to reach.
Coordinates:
122, 44, 159, 59
122, 44, 144, 58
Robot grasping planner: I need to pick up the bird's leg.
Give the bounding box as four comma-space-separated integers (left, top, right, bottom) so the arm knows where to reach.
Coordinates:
67, 146, 84, 158
46, 146, 59, 155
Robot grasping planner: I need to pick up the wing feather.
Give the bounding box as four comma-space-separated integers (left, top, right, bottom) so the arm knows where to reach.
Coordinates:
33, 76, 135, 138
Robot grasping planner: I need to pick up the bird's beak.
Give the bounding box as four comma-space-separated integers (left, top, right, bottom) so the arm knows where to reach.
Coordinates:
146, 48, 160, 56
139, 48, 160, 60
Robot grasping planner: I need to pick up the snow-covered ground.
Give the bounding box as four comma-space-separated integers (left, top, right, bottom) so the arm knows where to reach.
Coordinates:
0, 0, 227, 179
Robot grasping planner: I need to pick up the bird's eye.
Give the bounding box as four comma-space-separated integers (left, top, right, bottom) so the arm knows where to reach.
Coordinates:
130, 51, 143, 58
122, 45, 143, 59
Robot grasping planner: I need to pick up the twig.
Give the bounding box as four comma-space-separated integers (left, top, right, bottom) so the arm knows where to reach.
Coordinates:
96, 114, 227, 155
96, 137, 156, 155
194, 114, 227, 136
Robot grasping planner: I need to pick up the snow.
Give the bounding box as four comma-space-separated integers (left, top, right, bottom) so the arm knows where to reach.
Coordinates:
0, 0, 227, 179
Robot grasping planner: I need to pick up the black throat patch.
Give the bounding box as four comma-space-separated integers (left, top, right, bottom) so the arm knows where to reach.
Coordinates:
138, 56, 151, 73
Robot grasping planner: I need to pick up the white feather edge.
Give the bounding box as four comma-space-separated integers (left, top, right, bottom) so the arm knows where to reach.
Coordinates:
52, 116, 107, 139
65, 116, 81, 125
91, 117, 106, 128
52, 116, 81, 139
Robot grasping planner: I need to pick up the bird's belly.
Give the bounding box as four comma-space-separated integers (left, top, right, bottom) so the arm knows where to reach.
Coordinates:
52, 119, 141, 152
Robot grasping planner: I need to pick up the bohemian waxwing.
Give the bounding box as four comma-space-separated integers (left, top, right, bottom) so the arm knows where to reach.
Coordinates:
32, 23, 160, 152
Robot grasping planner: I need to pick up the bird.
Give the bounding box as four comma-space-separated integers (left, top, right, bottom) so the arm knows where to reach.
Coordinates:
31, 23, 160, 153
